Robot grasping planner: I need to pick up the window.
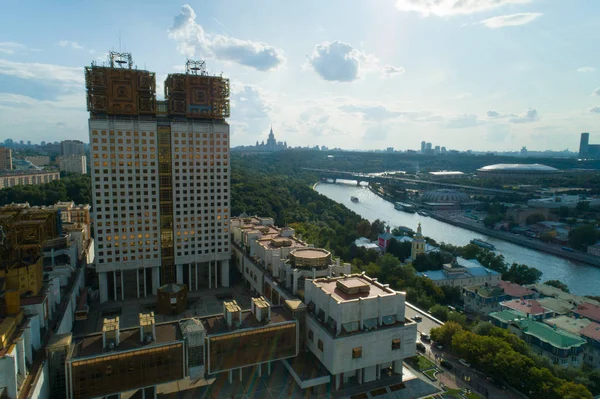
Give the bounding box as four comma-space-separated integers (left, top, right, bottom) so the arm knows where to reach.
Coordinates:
352, 347, 362, 359
318, 339, 323, 352
392, 339, 401, 350
308, 329, 314, 342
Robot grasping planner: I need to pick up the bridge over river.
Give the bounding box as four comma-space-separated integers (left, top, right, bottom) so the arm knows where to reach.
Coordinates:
303, 168, 524, 197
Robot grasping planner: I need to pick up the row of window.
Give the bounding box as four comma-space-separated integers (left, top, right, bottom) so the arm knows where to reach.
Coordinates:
96, 247, 229, 263
307, 329, 402, 356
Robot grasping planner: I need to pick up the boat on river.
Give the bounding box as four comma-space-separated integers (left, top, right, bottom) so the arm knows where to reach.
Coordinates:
394, 202, 415, 213
470, 239, 495, 250
351, 196, 359, 203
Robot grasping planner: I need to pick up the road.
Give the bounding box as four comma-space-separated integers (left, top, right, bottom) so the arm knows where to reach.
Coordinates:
406, 302, 524, 399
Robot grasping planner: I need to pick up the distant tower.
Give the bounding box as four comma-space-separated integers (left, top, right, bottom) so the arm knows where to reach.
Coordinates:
266, 125, 277, 151
421, 141, 426, 153
411, 223, 426, 260
579, 133, 590, 159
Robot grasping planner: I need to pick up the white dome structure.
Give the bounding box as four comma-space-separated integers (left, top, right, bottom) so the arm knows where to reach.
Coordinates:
477, 163, 561, 179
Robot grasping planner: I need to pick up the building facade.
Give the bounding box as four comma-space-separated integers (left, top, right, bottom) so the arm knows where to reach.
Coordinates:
0, 147, 12, 170
462, 280, 535, 316
304, 274, 417, 390
61, 140, 85, 156
417, 259, 501, 288
59, 155, 87, 174
490, 310, 586, 367
0, 170, 60, 188
87, 55, 231, 302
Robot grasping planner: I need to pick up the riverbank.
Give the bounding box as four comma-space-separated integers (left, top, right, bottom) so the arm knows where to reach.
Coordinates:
428, 212, 600, 267
365, 183, 600, 267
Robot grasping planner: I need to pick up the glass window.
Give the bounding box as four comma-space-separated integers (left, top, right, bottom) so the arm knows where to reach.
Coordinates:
352, 347, 362, 359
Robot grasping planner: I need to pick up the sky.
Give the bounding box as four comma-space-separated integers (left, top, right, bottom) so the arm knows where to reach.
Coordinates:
1, 0, 600, 151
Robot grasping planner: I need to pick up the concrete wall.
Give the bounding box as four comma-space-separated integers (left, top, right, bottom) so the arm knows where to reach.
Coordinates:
55, 268, 84, 335
306, 316, 417, 376
0, 345, 17, 398
27, 360, 49, 399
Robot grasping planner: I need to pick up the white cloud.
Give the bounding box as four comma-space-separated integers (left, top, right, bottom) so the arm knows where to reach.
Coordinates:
509, 108, 539, 123
0, 59, 83, 87
381, 65, 405, 78
230, 84, 271, 119
58, 40, 84, 50
168, 4, 285, 71
340, 104, 402, 120
487, 110, 515, 118
592, 87, 600, 96
0, 42, 25, 54
487, 108, 539, 123
395, 0, 532, 17
577, 66, 595, 73
589, 106, 600, 114
446, 114, 482, 128
477, 13, 543, 29
307, 41, 404, 82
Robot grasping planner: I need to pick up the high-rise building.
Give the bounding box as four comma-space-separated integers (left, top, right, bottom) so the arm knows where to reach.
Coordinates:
420, 141, 426, 153
579, 133, 589, 158
86, 53, 231, 302
0, 147, 12, 170
61, 140, 85, 156
59, 155, 87, 174
579, 132, 600, 159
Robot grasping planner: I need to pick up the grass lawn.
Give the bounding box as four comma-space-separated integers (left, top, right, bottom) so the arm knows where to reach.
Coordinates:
465, 392, 482, 399
442, 388, 463, 398
407, 355, 436, 371
423, 369, 438, 381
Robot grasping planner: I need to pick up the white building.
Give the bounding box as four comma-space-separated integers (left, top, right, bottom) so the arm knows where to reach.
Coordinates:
304, 274, 417, 390
88, 58, 231, 303
417, 258, 501, 288
59, 155, 87, 174
231, 216, 351, 299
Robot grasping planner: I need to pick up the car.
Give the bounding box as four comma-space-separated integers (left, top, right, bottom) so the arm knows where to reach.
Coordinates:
412, 315, 423, 322
436, 343, 443, 350
420, 333, 430, 342
459, 359, 471, 368
440, 360, 453, 369
416, 342, 426, 353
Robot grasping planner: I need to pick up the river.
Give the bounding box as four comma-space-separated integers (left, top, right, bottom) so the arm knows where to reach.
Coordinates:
315, 181, 600, 296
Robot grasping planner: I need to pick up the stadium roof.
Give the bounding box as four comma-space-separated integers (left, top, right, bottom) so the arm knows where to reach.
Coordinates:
477, 163, 559, 172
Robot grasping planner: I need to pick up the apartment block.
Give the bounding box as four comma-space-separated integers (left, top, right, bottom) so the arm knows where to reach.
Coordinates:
0, 147, 12, 170
59, 155, 87, 174
0, 170, 60, 188
61, 140, 85, 156
86, 54, 231, 302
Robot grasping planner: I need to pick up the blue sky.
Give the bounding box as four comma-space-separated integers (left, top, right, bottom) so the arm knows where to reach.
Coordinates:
1, 0, 600, 151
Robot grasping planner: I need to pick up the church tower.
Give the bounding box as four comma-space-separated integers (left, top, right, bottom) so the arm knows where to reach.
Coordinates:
411, 222, 426, 261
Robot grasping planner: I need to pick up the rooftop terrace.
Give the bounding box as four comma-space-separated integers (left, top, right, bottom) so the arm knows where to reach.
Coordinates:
313, 275, 395, 302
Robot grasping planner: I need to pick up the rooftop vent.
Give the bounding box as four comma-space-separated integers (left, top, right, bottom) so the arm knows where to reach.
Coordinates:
102, 316, 120, 349
223, 300, 242, 328
251, 296, 271, 322
336, 277, 370, 295
139, 312, 156, 344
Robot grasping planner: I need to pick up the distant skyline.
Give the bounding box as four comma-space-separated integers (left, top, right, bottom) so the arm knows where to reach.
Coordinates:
1, 0, 600, 151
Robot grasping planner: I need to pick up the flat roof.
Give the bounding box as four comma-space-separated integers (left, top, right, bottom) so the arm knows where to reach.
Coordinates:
202, 306, 293, 335
575, 302, 600, 322
313, 275, 394, 302
290, 248, 330, 259
498, 280, 534, 297
580, 322, 600, 342
501, 299, 547, 316
74, 322, 180, 359
543, 316, 591, 336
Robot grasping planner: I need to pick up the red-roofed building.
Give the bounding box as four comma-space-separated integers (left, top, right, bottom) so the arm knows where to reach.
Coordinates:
498, 281, 535, 298
574, 302, 600, 323
500, 299, 555, 321
580, 322, 600, 369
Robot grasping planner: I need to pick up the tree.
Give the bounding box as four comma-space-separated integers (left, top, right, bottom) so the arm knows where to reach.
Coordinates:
356, 220, 371, 237
370, 219, 386, 240
539, 231, 556, 243
430, 321, 463, 348
503, 263, 543, 285
526, 213, 546, 225
387, 238, 412, 262
544, 280, 570, 293
569, 224, 600, 250
430, 304, 449, 321
447, 311, 467, 326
